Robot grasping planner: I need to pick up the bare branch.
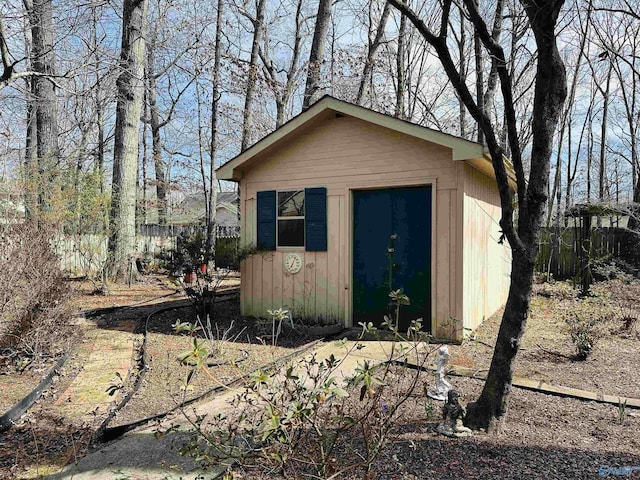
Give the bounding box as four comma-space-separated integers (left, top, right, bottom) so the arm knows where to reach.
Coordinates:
387, 0, 522, 251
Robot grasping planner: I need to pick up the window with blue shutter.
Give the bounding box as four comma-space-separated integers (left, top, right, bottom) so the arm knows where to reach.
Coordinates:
256, 187, 327, 251
256, 190, 276, 250
305, 187, 327, 251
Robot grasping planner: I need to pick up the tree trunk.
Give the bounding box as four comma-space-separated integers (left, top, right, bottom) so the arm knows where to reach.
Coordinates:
466, 252, 535, 427
241, 0, 266, 151
146, 40, 168, 225
303, 0, 332, 110
205, 0, 224, 265
598, 63, 612, 212
465, 0, 567, 431
260, 0, 304, 128
479, 0, 504, 145
388, 0, 564, 432
26, 0, 59, 215
473, 3, 483, 144
395, 13, 406, 118
22, 12, 37, 220
356, 1, 391, 105
457, 4, 467, 138
107, 0, 148, 281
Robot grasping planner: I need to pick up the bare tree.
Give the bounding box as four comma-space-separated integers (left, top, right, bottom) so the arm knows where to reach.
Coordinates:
107, 0, 148, 280
395, 11, 406, 118
240, 0, 266, 151
259, 0, 308, 127
302, 0, 331, 109
356, 1, 391, 105
23, 0, 59, 216
205, 0, 225, 264
144, 4, 195, 226
388, 0, 567, 430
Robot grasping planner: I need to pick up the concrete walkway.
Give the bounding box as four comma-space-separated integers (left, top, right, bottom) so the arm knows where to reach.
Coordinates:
51, 339, 428, 480
54, 316, 139, 425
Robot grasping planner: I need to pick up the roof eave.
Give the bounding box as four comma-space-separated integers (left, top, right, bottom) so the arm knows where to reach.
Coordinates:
216, 96, 488, 181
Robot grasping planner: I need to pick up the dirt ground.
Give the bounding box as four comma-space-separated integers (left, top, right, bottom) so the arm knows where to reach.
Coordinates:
228, 365, 639, 480
446, 279, 640, 399
1, 276, 639, 479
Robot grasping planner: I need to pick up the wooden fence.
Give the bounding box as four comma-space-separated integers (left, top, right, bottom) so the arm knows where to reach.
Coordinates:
138, 224, 240, 239
54, 234, 174, 275
536, 227, 629, 279
57, 224, 240, 275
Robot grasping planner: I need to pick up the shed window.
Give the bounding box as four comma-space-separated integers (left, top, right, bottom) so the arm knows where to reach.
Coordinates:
256, 187, 326, 251
277, 190, 305, 247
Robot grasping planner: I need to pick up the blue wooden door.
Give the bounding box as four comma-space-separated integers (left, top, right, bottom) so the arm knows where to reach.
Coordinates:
352, 186, 431, 332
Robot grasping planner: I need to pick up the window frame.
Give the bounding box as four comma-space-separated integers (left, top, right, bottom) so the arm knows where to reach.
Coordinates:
276, 189, 306, 248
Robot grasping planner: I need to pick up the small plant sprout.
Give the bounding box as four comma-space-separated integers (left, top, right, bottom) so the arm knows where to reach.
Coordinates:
266, 308, 292, 346
172, 320, 202, 336
177, 337, 209, 368
105, 372, 125, 397
618, 398, 628, 425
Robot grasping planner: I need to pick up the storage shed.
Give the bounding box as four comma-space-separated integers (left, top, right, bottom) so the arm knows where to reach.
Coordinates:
217, 96, 512, 341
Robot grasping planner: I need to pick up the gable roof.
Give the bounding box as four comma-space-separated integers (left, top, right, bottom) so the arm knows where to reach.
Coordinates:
217, 95, 513, 186
170, 191, 238, 226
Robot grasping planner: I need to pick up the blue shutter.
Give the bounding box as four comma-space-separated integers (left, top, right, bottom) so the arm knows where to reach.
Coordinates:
305, 187, 327, 251
256, 190, 276, 250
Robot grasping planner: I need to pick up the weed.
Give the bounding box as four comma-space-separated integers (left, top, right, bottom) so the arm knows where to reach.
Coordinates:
618, 398, 628, 425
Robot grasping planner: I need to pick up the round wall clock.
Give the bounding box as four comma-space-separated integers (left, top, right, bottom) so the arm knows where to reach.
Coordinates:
284, 253, 303, 274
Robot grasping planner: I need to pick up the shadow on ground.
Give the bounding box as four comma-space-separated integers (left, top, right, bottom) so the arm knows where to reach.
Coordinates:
88, 296, 319, 349
46, 431, 224, 480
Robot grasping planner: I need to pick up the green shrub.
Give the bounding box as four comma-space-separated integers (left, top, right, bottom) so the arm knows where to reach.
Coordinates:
566, 312, 601, 361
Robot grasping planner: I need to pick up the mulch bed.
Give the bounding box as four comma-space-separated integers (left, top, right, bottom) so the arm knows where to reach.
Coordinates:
447, 279, 640, 399
110, 302, 316, 426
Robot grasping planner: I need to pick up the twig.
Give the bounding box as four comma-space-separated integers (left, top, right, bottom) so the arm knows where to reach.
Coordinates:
536, 343, 573, 360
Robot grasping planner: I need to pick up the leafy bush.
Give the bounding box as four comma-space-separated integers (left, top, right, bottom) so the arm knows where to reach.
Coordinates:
591, 258, 637, 283
0, 223, 73, 366
167, 287, 434, 478
566, 312, 602, 361
158, 227, 207, 275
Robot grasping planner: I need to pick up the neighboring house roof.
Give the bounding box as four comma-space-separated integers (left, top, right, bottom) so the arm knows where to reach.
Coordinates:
217, 95, 515, 187
170, 191, 238, 226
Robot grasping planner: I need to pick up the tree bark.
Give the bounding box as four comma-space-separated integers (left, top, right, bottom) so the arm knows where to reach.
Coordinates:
473, 0, 483, 144
395, 12, 406, 118
146, 39, 168, 225
107, 0, 148, 281
241, 0, 266, 151
598, 63, 612, 210
303, 0, 332, 110
205, 0, 224, 265
465, 0, 567, 431
21, 10, 37, 220
457, 4, 467, 138
356, 1, 391, 105
25, 0, 59, 215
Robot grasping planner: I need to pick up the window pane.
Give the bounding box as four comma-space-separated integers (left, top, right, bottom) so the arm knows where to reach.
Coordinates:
278, 219, 304, 246
278, 190, 305, 217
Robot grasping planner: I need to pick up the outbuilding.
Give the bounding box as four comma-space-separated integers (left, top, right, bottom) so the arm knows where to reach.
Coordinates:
216, 96, 512, 341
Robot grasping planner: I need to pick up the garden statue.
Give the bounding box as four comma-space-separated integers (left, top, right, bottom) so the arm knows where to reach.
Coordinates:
437, 390, 472, 438
427, 345, 451, 401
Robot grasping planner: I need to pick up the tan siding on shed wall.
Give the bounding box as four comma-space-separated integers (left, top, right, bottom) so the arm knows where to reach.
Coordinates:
462, 164, 511, 332
240, 115, 461, 336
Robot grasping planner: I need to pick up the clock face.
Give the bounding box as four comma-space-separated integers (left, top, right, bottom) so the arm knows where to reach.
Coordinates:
284, 253, 303, 274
